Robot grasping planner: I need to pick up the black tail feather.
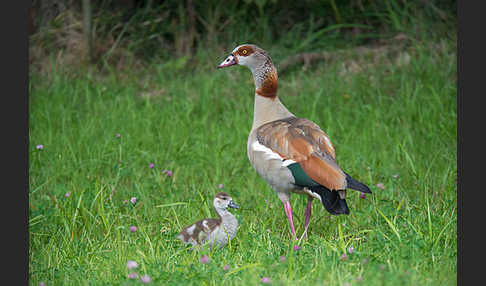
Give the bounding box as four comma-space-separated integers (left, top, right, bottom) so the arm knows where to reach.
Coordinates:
344, 172, 372, 194
309, 185, 349, 215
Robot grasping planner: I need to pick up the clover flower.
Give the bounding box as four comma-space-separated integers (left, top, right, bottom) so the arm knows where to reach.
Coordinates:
261, 277, 271, 283
126, 260, 138, 269
200, 255, 210, 264
140, 274, 151, 283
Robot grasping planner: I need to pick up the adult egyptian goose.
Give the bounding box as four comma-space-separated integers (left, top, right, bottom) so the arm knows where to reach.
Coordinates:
177, 192, 239, 249
217, 44, 371, 239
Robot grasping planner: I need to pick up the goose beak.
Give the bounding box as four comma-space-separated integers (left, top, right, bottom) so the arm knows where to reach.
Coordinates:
217, 54, 237, 68
228, 200, 240, 209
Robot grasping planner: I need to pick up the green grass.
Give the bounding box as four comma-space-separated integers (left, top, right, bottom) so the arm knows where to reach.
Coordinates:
29, 38, 456, 285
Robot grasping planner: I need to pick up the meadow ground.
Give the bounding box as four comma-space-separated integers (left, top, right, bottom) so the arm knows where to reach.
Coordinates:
29, 37, 456, 285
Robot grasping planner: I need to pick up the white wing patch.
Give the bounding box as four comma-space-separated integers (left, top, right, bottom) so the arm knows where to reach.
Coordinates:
202, 220, 209, 231
251, 140, 297, 166
282, 159, 297, 167
186, 224, 196, 235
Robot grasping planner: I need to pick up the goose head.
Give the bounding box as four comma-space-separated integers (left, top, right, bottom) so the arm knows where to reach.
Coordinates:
217, 44, 271, 71
213, 192, 239, 211
218, 44, 278, 97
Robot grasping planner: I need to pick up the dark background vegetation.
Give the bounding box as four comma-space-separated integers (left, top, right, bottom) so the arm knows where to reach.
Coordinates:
29, 0, 456, 73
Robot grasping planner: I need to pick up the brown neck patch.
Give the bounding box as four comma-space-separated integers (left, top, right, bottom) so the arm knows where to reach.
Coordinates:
256, 70, 278, 99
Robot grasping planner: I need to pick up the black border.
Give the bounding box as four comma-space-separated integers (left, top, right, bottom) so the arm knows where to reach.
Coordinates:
458, 1, 484, 286
1, 1, 30, 285
456, 0, 461, 284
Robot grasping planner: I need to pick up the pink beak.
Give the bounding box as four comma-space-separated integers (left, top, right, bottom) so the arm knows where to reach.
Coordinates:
217, 54, 237, 68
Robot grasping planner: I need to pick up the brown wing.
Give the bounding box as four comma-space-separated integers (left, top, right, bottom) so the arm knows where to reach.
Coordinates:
178, 218, 221, 244
256, 117, 346, 190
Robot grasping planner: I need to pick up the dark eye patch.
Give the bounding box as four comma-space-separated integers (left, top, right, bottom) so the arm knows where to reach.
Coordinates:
237, 45, 255, 57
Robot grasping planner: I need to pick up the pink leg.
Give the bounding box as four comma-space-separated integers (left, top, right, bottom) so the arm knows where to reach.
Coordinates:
283, 201, 297, 239
302, 196, 313, 239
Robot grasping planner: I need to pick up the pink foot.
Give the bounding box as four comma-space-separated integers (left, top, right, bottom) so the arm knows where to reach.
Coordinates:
283, 201, 297, 240
301, 196, 313, 240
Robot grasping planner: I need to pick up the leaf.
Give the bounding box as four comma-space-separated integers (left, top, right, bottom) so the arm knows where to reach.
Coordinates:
377, 208, 401, 242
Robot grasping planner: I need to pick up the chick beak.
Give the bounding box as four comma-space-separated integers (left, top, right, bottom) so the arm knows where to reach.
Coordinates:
217, 54, 237, 68
228, 200, 240, 209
